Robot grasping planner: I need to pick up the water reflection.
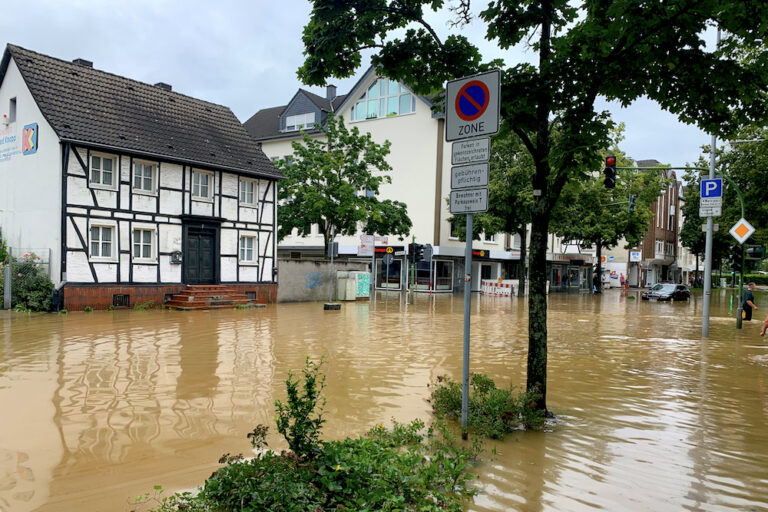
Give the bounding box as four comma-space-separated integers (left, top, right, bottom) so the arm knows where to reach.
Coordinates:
0, 290, 766, 511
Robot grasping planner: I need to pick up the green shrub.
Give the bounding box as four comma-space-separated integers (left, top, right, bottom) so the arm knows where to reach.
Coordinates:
84, 306, 93, 312
0, 252, 53, 312
146, 359, 480, 512
134, 300, 155, 310
744, 274, 768, 286
430, 373, 545, 439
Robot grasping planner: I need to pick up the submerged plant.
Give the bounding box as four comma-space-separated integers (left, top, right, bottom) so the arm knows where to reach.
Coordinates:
430, 373, 545, 439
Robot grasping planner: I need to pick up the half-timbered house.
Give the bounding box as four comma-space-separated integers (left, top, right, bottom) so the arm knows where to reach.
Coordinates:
0, 45, 282, 309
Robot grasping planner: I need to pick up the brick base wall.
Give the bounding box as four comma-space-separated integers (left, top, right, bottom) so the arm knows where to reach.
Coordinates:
62, 283, 278, 311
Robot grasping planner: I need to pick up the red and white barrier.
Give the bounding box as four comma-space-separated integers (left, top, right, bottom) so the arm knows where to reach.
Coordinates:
481, 279, 516, 297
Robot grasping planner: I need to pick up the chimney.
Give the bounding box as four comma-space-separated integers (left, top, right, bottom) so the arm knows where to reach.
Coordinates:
154, 82, 172, 91
72, 58, 93, 68
326, 85, 337, 101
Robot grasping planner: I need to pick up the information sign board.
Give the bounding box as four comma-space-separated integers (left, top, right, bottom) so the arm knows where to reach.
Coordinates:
451, 162, 489, 189
451, 137, 490, 165
450, 188, 488, 214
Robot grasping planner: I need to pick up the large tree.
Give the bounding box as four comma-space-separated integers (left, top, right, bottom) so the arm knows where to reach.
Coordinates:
298, 0, 768, 412
276, 114, 412, 249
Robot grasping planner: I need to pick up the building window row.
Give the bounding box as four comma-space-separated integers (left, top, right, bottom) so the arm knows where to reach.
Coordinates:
86, 154, 262, 208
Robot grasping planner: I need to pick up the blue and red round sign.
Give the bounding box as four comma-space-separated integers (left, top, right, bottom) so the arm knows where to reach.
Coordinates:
455, 80, 490, 121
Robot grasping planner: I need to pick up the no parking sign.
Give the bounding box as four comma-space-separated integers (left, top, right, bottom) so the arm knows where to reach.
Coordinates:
446, 70, 500, 142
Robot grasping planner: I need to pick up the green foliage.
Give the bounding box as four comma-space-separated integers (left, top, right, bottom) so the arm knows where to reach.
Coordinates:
743, 274, 768, 286
430, 373, 545, 439
59, 309, 68, 315
0, 236, 7, 263
133, 300, 155, 311
148, 361, 479, 512
276, 114, 412, 248
84, 306, 93, 312
107, 304, 115, 311
0, 252, 54, 312
274, 357, 327, 459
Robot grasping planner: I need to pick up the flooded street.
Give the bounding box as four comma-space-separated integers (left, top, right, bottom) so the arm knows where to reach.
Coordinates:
1, 289, 767, 511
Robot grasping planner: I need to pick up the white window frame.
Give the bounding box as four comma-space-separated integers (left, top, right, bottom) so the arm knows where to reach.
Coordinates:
239, 178, 259, 207
88, 220, 118, 262
191, 169, 213, 202
483, 232, 497, 244
350, 78, 416, 122
285, 112, 316, 132
89, 152, 118, 190
132, 160, 158, 195
131, 225, 157, 262
239, 235, 257, 265
9, 97, 16, 123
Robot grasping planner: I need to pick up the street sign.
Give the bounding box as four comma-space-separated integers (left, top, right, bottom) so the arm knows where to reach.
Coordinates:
700, 178, 723, 198
382, 253, 394, 265
358, 234, 375, 256
450, 188, 488, 214
446, 70, 501, 142
699, 206, 721, 217
729, 218, 755, 244
451, 137, 490, 165
451, 162, 489, 189
701, 224, 719, 232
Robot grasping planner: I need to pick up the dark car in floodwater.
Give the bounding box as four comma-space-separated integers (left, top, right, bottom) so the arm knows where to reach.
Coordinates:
642, 283, 691, 301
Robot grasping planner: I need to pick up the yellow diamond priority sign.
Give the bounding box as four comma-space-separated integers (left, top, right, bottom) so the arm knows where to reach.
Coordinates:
729, 218, 755, 244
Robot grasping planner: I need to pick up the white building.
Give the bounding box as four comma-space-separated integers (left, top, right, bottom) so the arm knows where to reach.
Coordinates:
245, 68, 591, 293
0, 45, 282, 309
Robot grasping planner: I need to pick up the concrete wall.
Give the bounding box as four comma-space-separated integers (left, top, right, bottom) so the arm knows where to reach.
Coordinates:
277, 259, 368, 302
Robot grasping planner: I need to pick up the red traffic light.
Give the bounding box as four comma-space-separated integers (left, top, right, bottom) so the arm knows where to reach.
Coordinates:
606, 156, 616, 167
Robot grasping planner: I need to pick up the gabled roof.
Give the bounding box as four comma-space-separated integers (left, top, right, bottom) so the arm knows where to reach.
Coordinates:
0, 44, 282, 179
244, 64, 436, 143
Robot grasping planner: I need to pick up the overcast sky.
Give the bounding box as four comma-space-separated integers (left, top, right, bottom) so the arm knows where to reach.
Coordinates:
3, 0, 714, 166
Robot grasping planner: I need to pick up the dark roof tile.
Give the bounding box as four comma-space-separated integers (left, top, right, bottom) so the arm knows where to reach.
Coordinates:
3, 44, 282, 179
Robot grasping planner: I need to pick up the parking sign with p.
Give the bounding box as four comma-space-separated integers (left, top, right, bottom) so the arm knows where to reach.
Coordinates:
700, 178, 722, 199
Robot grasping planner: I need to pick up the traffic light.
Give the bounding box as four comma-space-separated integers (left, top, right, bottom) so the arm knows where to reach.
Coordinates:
408, 243, 415, 263
414, 244, 424, 262
746, 245, 766, 260
628, 194, 637, 213
604, 155, 617, 189
731, 244, 744, 272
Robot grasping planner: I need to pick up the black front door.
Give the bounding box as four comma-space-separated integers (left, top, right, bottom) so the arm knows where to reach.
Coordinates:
184, 225, 218, 284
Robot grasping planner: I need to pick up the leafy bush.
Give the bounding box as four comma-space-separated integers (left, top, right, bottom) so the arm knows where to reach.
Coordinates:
146, 359, 479, 512
430, 373, 545, 439
744, 274, 768, 286
0, 252, 53, 312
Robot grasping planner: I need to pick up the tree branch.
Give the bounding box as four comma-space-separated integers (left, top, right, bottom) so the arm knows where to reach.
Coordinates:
448, 0, 472, 28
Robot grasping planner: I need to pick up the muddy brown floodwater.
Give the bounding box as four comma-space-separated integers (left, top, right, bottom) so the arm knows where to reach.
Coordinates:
1, 289, 767, 511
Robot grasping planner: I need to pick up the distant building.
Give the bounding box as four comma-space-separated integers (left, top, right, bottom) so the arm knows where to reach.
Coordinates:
0, 45, 282, 309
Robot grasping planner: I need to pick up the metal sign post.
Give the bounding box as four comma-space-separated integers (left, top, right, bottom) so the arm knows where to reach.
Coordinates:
446, 70, 499, 440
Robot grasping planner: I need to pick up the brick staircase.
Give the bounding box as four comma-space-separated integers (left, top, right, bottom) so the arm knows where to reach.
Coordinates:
165, 285, 257, 310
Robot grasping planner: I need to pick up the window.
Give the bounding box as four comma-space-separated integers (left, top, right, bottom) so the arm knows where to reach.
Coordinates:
483, 232, 496, 243
9, 98, 16, 123
240, 179, 258, 206
90, 154, 117, 188
133, 161, 156, 194
449, 220, 459, 239
351, 78, 415, 121
192, 170, 212, 200
132, 228, 155, 260
240, 236, 256, 263
655, 239, 664, 258
285, 112, 316, 131
90, 225, 114, 259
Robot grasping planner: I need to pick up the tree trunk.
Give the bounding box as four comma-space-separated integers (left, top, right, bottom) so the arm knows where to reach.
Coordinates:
518, 225, 527, 297
595, 239, 602, 294
527, 212, 550, 413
